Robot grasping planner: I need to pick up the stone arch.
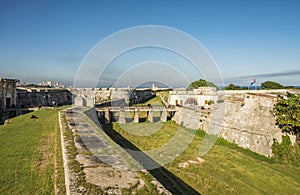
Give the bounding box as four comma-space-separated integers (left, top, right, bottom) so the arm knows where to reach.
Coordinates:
185, 98, 198, 105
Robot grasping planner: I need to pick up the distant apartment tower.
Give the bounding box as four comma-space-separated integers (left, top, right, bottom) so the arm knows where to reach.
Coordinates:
0, 78, 18, 110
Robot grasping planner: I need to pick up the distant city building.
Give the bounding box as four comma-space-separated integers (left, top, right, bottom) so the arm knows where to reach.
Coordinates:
168, 87, 219, 107
37, 80, 67, 88
39, 80, 52, 87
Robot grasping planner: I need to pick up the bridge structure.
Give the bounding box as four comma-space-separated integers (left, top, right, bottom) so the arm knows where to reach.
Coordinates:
95, 106, 176, 124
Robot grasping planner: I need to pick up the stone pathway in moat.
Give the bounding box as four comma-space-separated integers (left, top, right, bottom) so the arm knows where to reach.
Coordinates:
63, 107, 139, 194
62, 106, 171, 194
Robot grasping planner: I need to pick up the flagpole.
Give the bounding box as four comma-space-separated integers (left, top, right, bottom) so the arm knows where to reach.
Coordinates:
248, 77, 250, 90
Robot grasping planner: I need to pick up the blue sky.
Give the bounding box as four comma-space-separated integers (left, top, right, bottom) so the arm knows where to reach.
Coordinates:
0, 0, 299, 87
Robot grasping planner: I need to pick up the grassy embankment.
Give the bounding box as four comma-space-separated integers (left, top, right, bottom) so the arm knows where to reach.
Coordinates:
107, 95, 300, 194
137, 90, 169, 107
2, 94, 299, 194
0, 108, 66, 194
110, 121, 300, 194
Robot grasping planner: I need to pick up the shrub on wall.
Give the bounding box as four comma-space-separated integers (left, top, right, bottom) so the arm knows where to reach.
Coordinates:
217, 100, 224, 103
272, 135, 300, 165
274, 93, 300, 143
208, 100, 214, 105
272, 136, 292, 160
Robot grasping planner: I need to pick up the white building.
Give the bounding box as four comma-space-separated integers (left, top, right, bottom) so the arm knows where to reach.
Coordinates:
168, 87, 218, 107
39, 80, 52, 87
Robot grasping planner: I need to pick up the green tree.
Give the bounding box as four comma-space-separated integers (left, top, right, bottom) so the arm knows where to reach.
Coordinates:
187, 79, 217, 90
261, 81, 284, 89
225, 83, 241, 90
285, 86, 296, 89
274, 93, 300, 142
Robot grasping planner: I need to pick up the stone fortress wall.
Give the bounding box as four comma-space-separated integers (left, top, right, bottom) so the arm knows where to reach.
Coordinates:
73, 87, 154, 107
17, 87, 72, 108
0, 77, 72, 123
0, 78, 18, 110
0, 78, 18, 123
172, 107, 203, 130
173, 89, 300, 157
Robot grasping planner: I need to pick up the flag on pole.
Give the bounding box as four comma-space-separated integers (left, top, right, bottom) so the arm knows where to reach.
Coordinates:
250, 78, 256, 86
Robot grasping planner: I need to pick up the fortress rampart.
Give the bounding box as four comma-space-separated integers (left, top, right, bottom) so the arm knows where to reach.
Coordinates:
173, 89, 299, 156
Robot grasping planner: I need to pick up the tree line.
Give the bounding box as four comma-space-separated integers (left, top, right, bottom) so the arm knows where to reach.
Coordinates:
225, 81, 297, 90
187, 79, 297, 90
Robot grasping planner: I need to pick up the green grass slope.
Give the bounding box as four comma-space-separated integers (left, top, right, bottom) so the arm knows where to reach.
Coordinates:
111, 122, 300, 194
0, 108, 65, 194
1, 107, 300, 194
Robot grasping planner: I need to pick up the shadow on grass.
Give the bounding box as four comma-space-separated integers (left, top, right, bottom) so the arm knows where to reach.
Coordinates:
85, 108, 200, 195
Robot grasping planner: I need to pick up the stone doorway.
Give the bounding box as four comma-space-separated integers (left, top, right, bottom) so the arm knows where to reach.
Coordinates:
6, 98, 11, 109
